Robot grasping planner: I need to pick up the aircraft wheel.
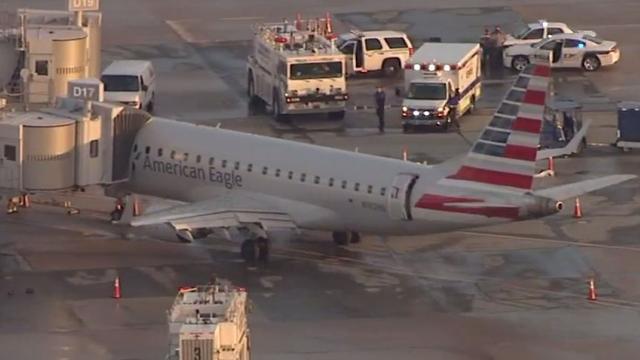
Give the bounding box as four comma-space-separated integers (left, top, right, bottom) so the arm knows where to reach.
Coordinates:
256, 237, 270, 262
241, 239, 258, 262
332, 231, 350, 246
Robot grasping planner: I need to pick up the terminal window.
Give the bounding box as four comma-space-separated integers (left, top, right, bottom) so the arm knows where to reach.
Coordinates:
4, 145, 16, 161
35, 60, 49, 76
89, 140, 99, 158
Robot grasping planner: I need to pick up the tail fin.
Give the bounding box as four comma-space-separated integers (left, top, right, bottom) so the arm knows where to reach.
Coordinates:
447, 64, 551, 192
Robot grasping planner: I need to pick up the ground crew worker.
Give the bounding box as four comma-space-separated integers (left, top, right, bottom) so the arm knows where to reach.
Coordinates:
374, 86, 386, 133
490, 26, 507, 69
448, 88, 461, 129
480, 28, 492, 69
110, 198, 125, 221
563, 112, 575, 141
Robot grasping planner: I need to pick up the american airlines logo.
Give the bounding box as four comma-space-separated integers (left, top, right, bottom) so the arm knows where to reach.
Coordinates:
142, 156, 243, 189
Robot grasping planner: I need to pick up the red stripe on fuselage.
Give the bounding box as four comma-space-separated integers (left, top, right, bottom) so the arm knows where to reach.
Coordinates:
504, 144, 537, 161
523, 90, 546, 106
449, 166, 533, 189
414, 194, 520, 219
511, 117, 542, 134
532, 65, 551, 77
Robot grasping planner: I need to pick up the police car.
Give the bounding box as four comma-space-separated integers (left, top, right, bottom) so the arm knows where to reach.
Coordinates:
337, 30, 414, 77
503, 20, 596, 47
503, 33, 620, 72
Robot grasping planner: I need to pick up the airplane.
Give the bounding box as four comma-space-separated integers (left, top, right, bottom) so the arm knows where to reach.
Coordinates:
120, 63, 635, 262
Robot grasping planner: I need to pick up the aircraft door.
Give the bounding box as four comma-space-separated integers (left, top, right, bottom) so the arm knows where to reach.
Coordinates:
387, 174, 419, 221
354, 39, 364, 70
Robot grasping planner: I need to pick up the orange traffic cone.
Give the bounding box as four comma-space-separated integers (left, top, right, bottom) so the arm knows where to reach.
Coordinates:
325, 12, 333, 34
295, 13, 302, 30
21, 194, 30, 208
113, 276, 121, 299
402, 146, 408, 161
132, 197, 142, 217
587, 278, 597, 301
573, 198, 583, 218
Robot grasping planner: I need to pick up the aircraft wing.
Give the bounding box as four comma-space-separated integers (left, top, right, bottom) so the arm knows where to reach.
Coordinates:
129, 193, 297, 232
533, 175, 637, 200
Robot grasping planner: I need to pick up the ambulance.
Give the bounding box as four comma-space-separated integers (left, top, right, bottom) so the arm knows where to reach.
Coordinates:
400, 43, 481, 132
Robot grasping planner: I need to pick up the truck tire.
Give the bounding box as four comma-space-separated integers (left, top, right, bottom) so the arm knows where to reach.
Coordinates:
511, 56, 529, 72
328, 110, 345, 120
582, 55, 601, 72
272, 93, 287, 122
382, 58, 401, 77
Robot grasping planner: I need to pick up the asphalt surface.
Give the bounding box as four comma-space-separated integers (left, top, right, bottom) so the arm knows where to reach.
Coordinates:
1, 0, 640, 359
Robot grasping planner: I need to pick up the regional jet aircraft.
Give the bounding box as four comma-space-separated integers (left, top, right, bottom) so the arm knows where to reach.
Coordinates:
124, 64, 634, 261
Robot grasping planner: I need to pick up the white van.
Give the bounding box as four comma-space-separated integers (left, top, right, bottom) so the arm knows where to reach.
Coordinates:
101, 60, 156, 112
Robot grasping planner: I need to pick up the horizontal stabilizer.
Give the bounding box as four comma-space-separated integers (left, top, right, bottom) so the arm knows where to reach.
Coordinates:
536, 119, 592, 160
533, 175, 636, 200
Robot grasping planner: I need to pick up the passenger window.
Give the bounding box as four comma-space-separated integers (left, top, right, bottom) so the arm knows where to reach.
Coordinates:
247, 164, 253, 172
158, 148, 163, 157
523, 28, 543, 40
564, 39, 585, 48
145, 146, 150, 154
380, 187, 386, 196
548, 27, 564, 36
340, 42, 355, 55
367, 185, 373, 194
540, 40, 559, 51
275, 169, 281, 177
300, 173, 306, 182
288, 171, 293, 180
329, 178, 334, 187
314, 176, 320, 184
365, 38, 383, 51
262, 166, 268, 175
341, 180, 347, 189
354, 183, 360, 192
35, 60, 49, 76
4, 145, 16, 161
234, 161, 240, 170
222, 160, 227, 168
209, 157, 215, 166
170, 150, 176, 159
384, 37, 408, 49
90, 140, 99, 158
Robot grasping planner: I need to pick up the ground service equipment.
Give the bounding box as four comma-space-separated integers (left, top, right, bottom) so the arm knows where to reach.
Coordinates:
166, 282, 250, 360
247, 15, 348, 121
401, 43, 481, 132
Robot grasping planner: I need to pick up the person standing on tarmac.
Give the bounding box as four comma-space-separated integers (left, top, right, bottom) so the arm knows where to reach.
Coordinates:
480, 28, 492, 69
490, 26, 507, 69
447, 88, 461, 129
374, 86, 386, 133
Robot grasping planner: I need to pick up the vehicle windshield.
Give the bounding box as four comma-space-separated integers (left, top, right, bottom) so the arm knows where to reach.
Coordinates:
583, 34, 604, 44
514, 24, 533, 39
407, 82, 447, 100
101, 75, 140, 92
289, 61, 343, 80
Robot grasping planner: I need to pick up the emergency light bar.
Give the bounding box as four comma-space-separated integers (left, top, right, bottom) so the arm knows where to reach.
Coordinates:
404, 63, 458, 71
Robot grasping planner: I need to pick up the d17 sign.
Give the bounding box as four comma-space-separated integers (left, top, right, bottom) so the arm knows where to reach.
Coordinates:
68, 79, 104, 102
68, 0, 100, 12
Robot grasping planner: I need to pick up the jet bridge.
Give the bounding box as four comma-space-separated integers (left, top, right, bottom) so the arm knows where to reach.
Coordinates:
0, 79, 150, 193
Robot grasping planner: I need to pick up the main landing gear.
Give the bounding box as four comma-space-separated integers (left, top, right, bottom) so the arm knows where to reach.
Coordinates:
332, 231, 361, 245
241, 237, 270, 263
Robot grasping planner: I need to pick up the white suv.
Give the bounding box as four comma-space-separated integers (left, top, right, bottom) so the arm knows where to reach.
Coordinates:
337, 30, 413, 77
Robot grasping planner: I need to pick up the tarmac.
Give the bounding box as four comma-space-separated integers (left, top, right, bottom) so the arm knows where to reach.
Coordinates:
2, 0, 640, 359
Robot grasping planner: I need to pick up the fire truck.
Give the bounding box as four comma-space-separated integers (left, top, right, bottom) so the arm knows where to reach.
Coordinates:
247, 15, 349, 121
166, 282, 250, 360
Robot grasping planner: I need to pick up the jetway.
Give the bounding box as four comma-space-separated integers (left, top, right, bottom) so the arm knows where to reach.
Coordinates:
0, 80, 150, 193
0, 4, 102, 107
